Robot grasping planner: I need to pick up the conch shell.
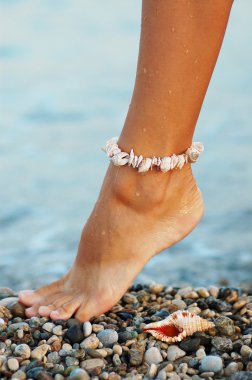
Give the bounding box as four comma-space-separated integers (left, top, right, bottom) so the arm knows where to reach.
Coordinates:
143, 310, 214, 343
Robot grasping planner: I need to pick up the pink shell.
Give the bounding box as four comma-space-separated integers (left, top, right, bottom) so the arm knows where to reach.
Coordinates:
143, 310, 215, 343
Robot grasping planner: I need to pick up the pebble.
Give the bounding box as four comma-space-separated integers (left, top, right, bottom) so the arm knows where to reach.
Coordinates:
148, 363, 158, 378
200, 355, 223, 373
83, 321, 92, 337
208, 286, 219, 298
179, 338, 201, 353
144, 347, 163, 365
214, 316, 235, 336
167, 345, 186, 361
69, 368, 90, 380
47, 351, 61, 364
97, 329, 118, 347
42, 322, 55, 333
31, 343, 50, 360
171, 299, 187, 310
149, 283, 164, 294
6, 301, 26, 318
224, 362, 239, 376
80, 335, 100, 350
196, 288, 210, 298
12, 369, 26, 380
229, 372, 252, 380
113, 344, 122, 356
7, 357, 19, 371
14, 343, 31, 359
212, 336, 233, 352
122, 293, 138, 304
66, 324, 85, 344
240, 344, 252, 357
7, 322, 29, 333
81, 358, 105, 372
52, 325, 63, 336
196, 348, 206, 359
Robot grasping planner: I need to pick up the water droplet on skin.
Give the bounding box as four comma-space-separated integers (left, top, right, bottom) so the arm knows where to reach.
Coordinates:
194, 59, 198, 64
143, 128, 147, 133
171, 27, 175, 33
195, 75, 199, 81
135, 192, 140, 197
163, 115, 167, 120
101, 230, 106, 236
168, 89, 172, 95
186, 49, 189, 54
143, 67, 147, 74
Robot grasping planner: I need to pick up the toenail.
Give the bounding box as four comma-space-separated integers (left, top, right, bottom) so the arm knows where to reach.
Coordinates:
19, 290, 34, 297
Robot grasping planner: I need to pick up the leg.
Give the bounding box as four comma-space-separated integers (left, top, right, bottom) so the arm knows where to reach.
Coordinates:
19, 0, 233, 321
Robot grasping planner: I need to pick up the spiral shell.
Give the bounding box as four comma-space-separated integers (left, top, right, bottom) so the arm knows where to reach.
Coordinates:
186, 142, 204, 163
143, 310, 214, 343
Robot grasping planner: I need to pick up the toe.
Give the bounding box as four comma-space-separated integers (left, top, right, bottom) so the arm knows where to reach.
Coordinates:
50, 298, 82, 321
19, 280, 62, 306
25, 305, 40, 317
38, 305, 55, 316
18, 290, 39, 306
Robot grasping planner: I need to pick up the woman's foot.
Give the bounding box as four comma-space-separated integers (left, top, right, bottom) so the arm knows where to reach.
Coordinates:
19, 162, 204, 321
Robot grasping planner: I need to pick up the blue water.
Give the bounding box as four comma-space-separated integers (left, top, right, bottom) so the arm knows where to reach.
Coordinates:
0, 1, 252, 289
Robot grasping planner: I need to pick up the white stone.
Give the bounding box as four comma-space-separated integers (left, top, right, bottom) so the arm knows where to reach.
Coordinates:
83, 321, 92, 337
14, 344, 31, 359
144, 347, 163, 365
31, 344, 50, 360
7, 357, 19, 372
80, 335, 100, 350
167, 345, 186, 362
42, 322, 55, 333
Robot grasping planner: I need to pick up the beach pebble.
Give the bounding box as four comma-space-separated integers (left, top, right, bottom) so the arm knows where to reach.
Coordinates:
55, 375, 65, 380
69, 368, 90, 380
196, 288, 210, 298
148, 363, 158, 378
80, 335, 100, 350
42, 322, 55, 333
52, 325, 63, 336
83, 321, 92, 337
66, 324, 85, 344
172, 299, 187, 310
208, 286, 219, 298
113, 344, 122, 356
66, 356, 79, 366
47, 351, 61, 364
0, 296, 18, 306
14, 343, 31, 359
240, 345, 252, 357
7, 357, 19, 372
196, 348, 206, 359
97, 329, 118, 347
29, 316, 41, 328
144, 347, 163, 365
0, 287, 15, 299
212, 336, 233, 352
179, 338, 201, 353
81, 358, 105, 372
6, 301, 26, 318
122, 293, 138, 304
12, 369, 26, 380
229, 372, 252, 380
224, 362, 239, 376
92, 324, 104, 333
200, 355, 223, 373
7, 322, 29, 333
214, 316, 235, 336
31, 343, 50, 360
167, 345, 186, 361
149, 283, 164, 294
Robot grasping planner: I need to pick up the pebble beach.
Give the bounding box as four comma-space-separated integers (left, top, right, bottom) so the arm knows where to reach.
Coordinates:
0, 284, 251, 380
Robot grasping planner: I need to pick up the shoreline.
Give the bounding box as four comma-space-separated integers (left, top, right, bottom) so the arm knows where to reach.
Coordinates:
0, 284, 252, 380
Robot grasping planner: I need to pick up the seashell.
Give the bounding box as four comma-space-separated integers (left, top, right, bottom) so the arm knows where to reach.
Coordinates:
170, 154, 179, 169
136, 155, 143, 168
143, 310, 215, 343
192, 142, 204, 153
132, 155, 139, 168
138, 157, 152, 173
156, 157, 161, 167
107, 146, 121, 157
176, 154, 186, 170
128, 149, 135, 166
160, 157, 171, 173
111, 152, 129, 166
151, 157, 157, 168
186, 142, 204, 163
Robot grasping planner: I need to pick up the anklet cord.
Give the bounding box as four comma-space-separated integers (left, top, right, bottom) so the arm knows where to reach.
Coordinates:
102, 137, 204, 173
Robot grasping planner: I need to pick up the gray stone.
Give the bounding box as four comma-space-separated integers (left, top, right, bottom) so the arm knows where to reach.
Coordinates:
7, 322, 30, 333
214, 316, 235, 336
200, 355, 223, 373
80, 335, 99, 350
167, 345, 186, 361
69, 368, 90, 380
42, 322, 55, 333
97, 329, 118, 348
14, 343, 31, 359
212, 336, 233, 352
240, 345, 252, 357
47, 351, 61, 364
65, 356, 79, 366
229, 372, 252, 380
144, 347, 163, 365
81, 358, 105, 372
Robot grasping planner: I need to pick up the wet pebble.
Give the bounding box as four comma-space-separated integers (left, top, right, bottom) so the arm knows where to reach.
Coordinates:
144, 347, 163, 365
14, 343, 31, 359
212, 336, 233, 352
240, 345, 252, 357
97, 329, 118, 348
83, 321, 92, 337
7, 357, 19, 371
200, 355, 223, 373
66, 324, 85, 344
69, 368, 90, 380
167, 345, 186, 361
80, 335, 100, 350
224, 362, 239, 376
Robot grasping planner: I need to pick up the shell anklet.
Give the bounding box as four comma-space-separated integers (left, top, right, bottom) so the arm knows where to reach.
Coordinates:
102, 137, 204, 173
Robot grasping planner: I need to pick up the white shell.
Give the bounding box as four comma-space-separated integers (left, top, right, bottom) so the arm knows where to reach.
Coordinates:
138, 158, 152, 173
170, 154, 179, 169
143, 310, 214, 343
136, 155, 143, 168
128, 149, 135, 166
111, 152, 129, 166
160, 157, 171, 173
132, 155, 139, 168
176, 154, 186, 169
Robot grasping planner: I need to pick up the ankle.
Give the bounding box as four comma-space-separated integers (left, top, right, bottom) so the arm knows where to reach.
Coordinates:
107, 161, 198, 212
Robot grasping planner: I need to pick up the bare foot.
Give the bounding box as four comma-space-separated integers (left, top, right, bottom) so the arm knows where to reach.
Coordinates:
19, 162, 204, 321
